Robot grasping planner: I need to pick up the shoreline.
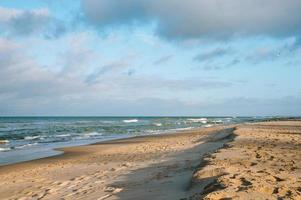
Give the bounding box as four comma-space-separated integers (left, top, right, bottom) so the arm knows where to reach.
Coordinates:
0, 125, 234, 199
0, 120, 300, 199
0, 124, 224, 166
0, 116, 266, 166
0, 124, 228, 169
0, 116, 264, 166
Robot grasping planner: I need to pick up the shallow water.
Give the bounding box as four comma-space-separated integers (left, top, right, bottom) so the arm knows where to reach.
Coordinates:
0, 116, 264, 165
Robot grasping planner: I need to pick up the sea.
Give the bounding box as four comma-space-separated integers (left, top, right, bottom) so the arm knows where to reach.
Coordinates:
0, 116, 266, 165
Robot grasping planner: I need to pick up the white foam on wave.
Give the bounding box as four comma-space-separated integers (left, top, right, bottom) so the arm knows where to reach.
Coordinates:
169, 127, 194, 131
56, 134, 71, 138
0, 140, 9, 144
0, 147, 11, 152
15, 143, 38, 149
154, 123, 162, 127
145, 126, 195, 136
204, 124, 213, 128
24, 136, 41, 140
75, 132, 103, 140
123, 119, 138, 123
85, 132, 103, 137
211, 120, 223, 123
146, 130, 162, 134
188, 118, 207, 123
225, 117, 233, 122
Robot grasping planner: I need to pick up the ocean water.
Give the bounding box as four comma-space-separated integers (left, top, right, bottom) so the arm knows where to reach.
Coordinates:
0, 116, 264, 165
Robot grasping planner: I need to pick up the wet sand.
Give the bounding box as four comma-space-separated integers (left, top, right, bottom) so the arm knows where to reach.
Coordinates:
0, 121, 300, 200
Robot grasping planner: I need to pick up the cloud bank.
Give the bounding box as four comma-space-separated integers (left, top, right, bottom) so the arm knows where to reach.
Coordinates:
82, 0, 301, 40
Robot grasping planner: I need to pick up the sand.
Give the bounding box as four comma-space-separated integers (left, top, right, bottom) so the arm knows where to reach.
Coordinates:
0, 121, 300, 200
0, 126, 234, 200
196, 121, 301, 200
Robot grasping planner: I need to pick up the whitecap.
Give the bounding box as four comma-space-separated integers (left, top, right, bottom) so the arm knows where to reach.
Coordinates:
0, 147, 11, 152
24, 136, 41, 140
123, 119, 138, 123
0, 140, 9, 144
187, 118, 207, 123
146, 130, 162, 134
169, 127, 194, 131
211, 120, 223, 123
154, 123, 162, 127
75, 132, 103, 140
56, 134, 71, 138
204, 124, 213, 128
15, 143, 38, 149
84, 132, 103, 137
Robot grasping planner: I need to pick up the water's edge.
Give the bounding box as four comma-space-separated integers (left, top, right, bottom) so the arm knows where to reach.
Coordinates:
0, 117, 269, 166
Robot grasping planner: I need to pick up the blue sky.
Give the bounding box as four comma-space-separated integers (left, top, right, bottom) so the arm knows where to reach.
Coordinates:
0, 0, 300, 116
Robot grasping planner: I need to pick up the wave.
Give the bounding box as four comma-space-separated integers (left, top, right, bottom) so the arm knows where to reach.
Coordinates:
211, 120, 223, 123
98, 120, 116, 124
123, 119, 138, 123
146, 130, 162, 134
187, 118, 207, 123
154, 123, 162, 127
74, 132, 103, 140
24, 136, 41, 140
203, 124, 213, 128
56, 134, 71, 138
0, 147, 11, 152
84, 132, 103, 137
15, 143, 38, 149
0, 140, 9, 144
169, 127, 194, 132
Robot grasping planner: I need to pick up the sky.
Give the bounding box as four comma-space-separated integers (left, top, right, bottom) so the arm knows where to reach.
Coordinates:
0, 0, 300, 116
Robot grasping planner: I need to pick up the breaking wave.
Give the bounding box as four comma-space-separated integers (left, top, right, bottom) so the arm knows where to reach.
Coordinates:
187, 118, 208, 123
123, 119, 139, 123
0, 147, 11, 152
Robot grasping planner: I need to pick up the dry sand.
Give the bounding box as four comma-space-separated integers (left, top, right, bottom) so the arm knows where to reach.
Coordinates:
0, 121, 300, 200
196, 121, 301, 200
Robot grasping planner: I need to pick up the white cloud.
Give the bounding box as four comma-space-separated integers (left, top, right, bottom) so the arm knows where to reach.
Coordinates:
0, 6, 66, 38
0, 7, 49, 22
0, 37, 232, 115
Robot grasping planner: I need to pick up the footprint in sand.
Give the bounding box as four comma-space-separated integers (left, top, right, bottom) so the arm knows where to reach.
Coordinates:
240, 177, 252, 186
255, 153, 262, 159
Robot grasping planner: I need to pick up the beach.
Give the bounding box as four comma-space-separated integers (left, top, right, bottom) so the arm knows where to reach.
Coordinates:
0, 120, 300, 200
199, 120, 301, 200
